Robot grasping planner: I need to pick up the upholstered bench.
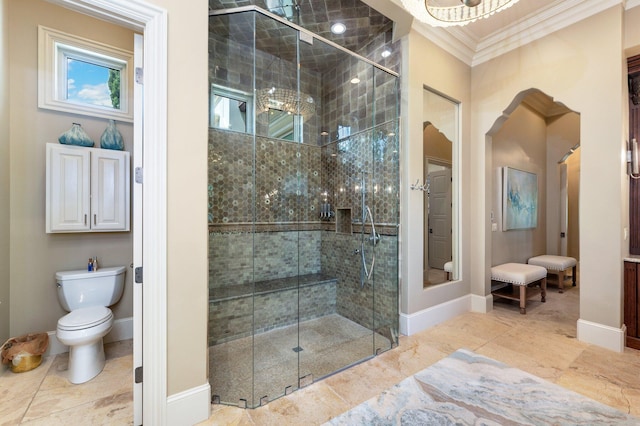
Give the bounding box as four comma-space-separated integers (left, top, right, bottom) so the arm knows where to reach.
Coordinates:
527, 255, 577, 293
491, 263, 547, 314
444, 261, 452, 280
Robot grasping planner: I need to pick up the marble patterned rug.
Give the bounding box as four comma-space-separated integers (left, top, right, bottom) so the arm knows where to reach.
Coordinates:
325, 349, 640, 425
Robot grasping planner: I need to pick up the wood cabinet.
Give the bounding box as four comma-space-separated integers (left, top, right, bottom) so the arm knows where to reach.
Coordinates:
46, 143, 130, 233
624, 260, 640, 350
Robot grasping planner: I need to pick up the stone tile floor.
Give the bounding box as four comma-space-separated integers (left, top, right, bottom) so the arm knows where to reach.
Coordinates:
3, 281, 640, 425
0, 340, 133, 425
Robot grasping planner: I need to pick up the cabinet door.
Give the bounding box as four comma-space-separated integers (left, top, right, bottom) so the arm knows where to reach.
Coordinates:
91, 149, 130, 231
46, 144, 91, 232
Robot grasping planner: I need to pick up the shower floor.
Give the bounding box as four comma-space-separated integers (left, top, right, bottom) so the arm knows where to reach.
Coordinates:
209, 313, 392, 407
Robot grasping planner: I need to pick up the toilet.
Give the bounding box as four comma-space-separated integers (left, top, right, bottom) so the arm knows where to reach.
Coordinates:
55, 265, 126, 384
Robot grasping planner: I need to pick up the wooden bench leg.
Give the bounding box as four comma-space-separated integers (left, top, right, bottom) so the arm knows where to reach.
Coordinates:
519, 285, 527, 314
541, 277, 546, 303
572, 265, 577, 286
558, 270, 565, 293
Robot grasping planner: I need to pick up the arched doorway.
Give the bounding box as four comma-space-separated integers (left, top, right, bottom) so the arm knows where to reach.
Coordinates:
486, 88, 580, 313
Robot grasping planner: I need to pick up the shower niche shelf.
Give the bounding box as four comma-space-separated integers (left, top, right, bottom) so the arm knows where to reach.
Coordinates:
336, 208, 352, 234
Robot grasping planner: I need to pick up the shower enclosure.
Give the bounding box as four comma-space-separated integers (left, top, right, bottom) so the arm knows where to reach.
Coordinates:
208, 6, 399, 408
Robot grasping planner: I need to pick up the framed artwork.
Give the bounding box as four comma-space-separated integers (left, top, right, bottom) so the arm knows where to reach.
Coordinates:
503, 167, 538, 230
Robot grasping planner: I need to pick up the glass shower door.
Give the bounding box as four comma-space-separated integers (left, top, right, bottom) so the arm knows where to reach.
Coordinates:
251, 12, 302, 406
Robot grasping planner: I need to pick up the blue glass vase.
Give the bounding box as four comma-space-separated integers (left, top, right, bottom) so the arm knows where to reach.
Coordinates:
58, 123, 94, 147
100, 120, 124, 150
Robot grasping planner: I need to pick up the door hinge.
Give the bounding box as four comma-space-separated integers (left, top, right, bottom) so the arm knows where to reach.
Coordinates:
135, 167, 143, 184
135, 267, 143, 283
135, 67, 143, 84
135, 366, 143, 383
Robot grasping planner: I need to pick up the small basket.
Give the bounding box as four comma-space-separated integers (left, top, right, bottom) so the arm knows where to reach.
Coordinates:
1, 333, 49, 373
9, 353, 43, 373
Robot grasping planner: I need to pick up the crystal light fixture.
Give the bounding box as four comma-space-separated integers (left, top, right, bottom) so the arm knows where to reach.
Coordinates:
256, 55, 315, 118
255, 87, 315, 118
400, 0, 520, 27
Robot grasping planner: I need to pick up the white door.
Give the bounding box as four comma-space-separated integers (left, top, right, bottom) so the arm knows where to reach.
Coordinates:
132, 32, 143, 426
428, 168, 452, 269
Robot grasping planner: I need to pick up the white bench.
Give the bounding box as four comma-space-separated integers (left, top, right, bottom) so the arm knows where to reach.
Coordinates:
491, 263, 547, 314
444, 261, 452, 280
527, 255, 577, 293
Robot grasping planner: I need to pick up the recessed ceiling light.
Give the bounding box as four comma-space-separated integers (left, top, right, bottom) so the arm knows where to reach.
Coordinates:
331, 22, 346, 34
350, 77, 360, 84
381, 49, 391, 58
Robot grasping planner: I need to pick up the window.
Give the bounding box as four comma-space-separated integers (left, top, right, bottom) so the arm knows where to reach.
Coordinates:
210, 84, 253, 133
38, 26, 133, 121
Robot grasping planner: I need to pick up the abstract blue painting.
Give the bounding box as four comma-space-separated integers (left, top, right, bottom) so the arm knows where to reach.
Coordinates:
503, 167, 538, 230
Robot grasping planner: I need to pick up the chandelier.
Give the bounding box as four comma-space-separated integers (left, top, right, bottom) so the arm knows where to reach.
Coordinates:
400, 0, 520, 27
255, 87, 315, 118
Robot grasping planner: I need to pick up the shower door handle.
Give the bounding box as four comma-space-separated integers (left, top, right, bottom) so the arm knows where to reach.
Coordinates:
366, 206, 380, 246
360, 206, 379, 287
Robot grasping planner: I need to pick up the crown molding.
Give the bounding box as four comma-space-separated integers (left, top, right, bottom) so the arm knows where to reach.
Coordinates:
473, 0, 621, 66
413, 23, 476, 66
628, 0, 640, 10
407, 0, 625, 67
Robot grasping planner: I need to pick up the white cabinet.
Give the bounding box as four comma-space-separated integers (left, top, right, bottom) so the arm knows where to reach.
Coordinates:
46, 143, 130, 233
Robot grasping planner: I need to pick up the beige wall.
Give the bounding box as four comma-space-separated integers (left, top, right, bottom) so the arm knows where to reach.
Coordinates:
491, 104, 547, 265
567, 147, 580, 259
8, 0, 134, 336
401, 30, 471, 315
1, 0, 9, 345
150, 0, 209, 397
471, 5, 626, 328
423, 124, 453, 163
625, 4, 640, 57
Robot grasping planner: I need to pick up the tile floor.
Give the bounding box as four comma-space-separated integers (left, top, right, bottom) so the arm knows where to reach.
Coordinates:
3, 280, 640, 426
0, 339, 133, 425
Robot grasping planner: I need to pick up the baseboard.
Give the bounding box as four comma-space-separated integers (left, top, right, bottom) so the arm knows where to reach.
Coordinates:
471, 293, 493, 313
167, 383, 211, 426
46, 316, 134, 356
400, 295, 471, 335
577, 319, 626, 353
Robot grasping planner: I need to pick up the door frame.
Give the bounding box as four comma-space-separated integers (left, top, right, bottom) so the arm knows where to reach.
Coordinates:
49, 0, 169, 423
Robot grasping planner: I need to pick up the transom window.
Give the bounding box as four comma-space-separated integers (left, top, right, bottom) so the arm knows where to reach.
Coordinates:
38, 26, 133, 121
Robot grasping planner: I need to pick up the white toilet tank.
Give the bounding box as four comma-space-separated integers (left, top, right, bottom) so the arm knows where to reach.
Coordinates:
56, 266, 126, 312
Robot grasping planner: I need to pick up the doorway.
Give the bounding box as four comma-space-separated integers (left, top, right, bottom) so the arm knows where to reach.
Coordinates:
46, 1, 169, 423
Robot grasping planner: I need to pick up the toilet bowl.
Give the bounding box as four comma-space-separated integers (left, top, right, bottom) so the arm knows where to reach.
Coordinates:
55, 266, 125, 384
57, 306, 114, 383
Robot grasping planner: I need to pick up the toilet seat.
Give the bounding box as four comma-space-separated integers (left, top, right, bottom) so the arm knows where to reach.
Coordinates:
58, 306, 113, 331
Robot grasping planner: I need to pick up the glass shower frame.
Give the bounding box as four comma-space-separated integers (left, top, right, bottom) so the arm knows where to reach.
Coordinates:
208, 6, 399, 408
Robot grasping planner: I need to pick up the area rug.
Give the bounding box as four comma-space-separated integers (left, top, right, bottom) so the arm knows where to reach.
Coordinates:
325, 349, 639, 425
